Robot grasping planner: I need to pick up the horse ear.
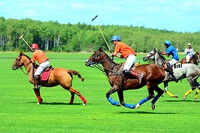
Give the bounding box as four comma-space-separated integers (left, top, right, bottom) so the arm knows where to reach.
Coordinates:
20, 51, 24, 55
99, 47, 103, 52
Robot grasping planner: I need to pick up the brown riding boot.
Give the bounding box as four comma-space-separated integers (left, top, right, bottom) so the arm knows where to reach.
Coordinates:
129, 70, 144, 84
34, 75, 41, 89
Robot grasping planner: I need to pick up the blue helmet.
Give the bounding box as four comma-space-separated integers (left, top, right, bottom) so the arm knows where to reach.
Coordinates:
164, 40, 171, 46
111, 35, 121, 42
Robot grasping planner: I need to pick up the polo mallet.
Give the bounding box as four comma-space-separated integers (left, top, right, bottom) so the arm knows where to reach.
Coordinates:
19, 34, 33, 51
92, 15, 111, 53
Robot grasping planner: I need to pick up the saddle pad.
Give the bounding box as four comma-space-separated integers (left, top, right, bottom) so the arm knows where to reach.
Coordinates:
122, 61, 140, 71
174, 62, 182, 68
41, 67, 53, 81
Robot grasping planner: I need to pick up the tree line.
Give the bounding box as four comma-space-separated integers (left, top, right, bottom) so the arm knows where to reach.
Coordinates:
0, 17, 199, 52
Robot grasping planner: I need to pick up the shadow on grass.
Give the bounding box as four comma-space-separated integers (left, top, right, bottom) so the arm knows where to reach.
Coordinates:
164, 99, 199, 102
27, 101, 84, 105
119, 111, 176, 114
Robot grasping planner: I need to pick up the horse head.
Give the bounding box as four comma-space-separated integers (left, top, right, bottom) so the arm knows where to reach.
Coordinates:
143, 49, 166, 66
11, 51, 25, 70
85, 47, 110, 67
142, 49, 156, 62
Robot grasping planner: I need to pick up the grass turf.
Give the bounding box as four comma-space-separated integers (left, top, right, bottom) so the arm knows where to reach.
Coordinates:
0, 52, 200, 133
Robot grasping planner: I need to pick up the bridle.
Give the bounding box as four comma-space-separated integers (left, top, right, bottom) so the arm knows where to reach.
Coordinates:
13, 54, 33, 75
87, 51, 120, 75
144, 50, 166, 67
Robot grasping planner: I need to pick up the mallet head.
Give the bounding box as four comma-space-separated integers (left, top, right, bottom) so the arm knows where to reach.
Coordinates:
19, 34, 24, 40
92, 15, 98, 21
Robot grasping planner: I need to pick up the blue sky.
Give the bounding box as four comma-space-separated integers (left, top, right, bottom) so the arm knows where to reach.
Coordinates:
0, 0, 200, 33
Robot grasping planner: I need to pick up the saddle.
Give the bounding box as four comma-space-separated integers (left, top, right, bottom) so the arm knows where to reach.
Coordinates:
120, 62, 140, 71
173, 62, 182, 68
40, 66, 53, 81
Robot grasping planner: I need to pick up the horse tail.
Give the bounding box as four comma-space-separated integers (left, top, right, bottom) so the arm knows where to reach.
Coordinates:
67, 70, 84, 82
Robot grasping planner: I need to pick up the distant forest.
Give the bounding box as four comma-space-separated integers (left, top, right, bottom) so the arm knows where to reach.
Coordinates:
0, 17, 199, 52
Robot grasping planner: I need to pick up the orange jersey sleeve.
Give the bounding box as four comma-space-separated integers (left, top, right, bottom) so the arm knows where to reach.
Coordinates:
114, 42, 136, 58
32, 50, 49, 64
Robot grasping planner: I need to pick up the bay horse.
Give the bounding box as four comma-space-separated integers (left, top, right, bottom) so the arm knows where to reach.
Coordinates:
85, 47, 165, 110
11, 52, 87, 105
143, 49, 200, 101
181, 52, 199, 65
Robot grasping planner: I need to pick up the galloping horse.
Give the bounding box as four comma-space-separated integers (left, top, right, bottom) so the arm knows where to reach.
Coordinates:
85, 47, 165, 110
181, 52, 199, 65
143, 49, 200, 101
11, 52, 87, 105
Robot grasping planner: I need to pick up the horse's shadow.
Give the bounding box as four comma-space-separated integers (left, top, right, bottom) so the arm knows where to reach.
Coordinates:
119, 111, 176, 114
164, 99, 199, 102
27, 101, 84, 105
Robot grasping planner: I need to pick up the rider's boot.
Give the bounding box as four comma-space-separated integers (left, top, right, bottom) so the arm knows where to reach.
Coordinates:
167, 63, 178, 82
34, 75, 41, 89
123, 69, 144, 84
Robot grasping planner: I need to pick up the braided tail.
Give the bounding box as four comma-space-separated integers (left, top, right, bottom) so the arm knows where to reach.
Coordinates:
67, 70, 85, 81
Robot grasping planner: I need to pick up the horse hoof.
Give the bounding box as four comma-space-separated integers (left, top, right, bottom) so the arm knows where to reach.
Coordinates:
152, 104, 155, 110
173, 95, 178, 98
183, 96, 187, 100
135, 103, 140, 109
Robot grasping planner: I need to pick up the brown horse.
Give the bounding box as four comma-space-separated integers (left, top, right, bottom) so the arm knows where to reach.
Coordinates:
85, 47, 165, 110
11, 52, 87, 105
181, 52, 199, 65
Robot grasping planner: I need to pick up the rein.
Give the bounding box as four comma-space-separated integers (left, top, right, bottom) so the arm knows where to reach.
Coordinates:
146, 50, 166, 67
20, 61, 33, 75
89, 54, 121, 76
14, 53, 34, 75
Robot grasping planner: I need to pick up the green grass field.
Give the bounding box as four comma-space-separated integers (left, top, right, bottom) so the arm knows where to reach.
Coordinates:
0, 51, 200, 133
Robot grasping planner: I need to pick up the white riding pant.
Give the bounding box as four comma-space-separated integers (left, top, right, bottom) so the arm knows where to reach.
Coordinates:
34, 61, 50, 76
168, 59, 178, 66
123, 54, 136, 71
186, 53, 193, 62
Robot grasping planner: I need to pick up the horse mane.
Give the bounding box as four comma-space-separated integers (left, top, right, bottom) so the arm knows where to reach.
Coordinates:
100, 49, 117, 66
21, 52, 31, 60
21, 52, 38, 68
195, 52, 199, 55
156, 51, 166, 61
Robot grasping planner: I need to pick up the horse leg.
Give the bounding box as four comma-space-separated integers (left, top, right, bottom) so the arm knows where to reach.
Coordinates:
69, 92, 75, 104
194, 89, 200, 102
34, 89, 42, 104
117, 90, 136, 109
184, 80, 199, 101
183, 88, 193, 100
117, 90, 124, 105
68, 87, 87, 105
134, 85, 155, 109
106, 87, 120, 106
194, 81, 200, 101
151, 86, 164, 110
164, 81, 178, 98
